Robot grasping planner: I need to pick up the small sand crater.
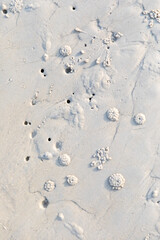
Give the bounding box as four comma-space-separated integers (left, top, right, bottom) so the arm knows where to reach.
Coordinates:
106, 108, 119, 122
66, 175, 78, 186
59, 45, 72, 57
44, 180, 56, 192
108, 173, 125, 190
58, 154, 71, 166
134, 113, 146, 125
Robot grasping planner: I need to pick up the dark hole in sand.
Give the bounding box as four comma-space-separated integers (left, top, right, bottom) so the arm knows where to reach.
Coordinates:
3, 9, 7, 14
24, 121, 28, 125
42, 197, 49, 208
65, 67, 72, 74
25, 156, 30, 161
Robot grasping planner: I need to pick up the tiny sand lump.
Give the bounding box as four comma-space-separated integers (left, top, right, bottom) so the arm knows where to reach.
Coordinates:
44, 180, 56, 192
152, 189, 159, 198
57, 213, 64, 221
42, 53, 49, 62
59, 45, 72, 57
84, 58, 90, 63
146, 185, 160, 201
74, 27, 84, 33
106, 107, 119, 121
90, 147, 112, 170
134, 113, 146, 125
40, 152, 52, 160
112, 32, 123, 41
103, 59, 111, 68
144, 234, 150, 240
58, 154, 71, 166
108, 173, 125, 190
66, 175, 78, 186
103, 38, 111, 45
96, 57, 101, 64
80, 50, 85, 54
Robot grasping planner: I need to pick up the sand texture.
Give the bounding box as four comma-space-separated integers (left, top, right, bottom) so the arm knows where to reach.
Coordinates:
0, 0, 160, 239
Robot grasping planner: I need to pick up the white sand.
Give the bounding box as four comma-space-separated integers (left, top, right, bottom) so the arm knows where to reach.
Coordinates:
0, 0, 160, 239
